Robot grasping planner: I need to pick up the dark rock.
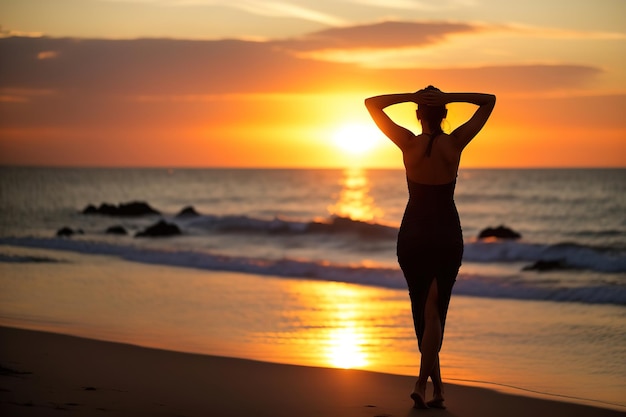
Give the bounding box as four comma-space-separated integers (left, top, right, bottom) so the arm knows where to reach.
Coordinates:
176, 206, 200, 218
308, 217, 359, 234
56, 227, 74, 237
82, 201, 160, 216
135, 220, 181, 237
478, 225, 521, 240
82, 204, 99, 214
56, 227, 84, 237
82, 203, 117, 215
117, 202, 160, 216
98, 203, 118, 215
522, 260, 568, 271
307, 216, 396, 239
105, 225, 128, 235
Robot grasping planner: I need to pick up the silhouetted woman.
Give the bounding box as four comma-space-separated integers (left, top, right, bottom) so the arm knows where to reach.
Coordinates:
365, 86, 495, 409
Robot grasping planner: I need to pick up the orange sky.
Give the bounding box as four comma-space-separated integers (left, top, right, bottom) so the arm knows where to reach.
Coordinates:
0, 0, 625, 168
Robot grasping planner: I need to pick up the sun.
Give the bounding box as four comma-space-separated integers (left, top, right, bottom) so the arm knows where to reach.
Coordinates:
332, 123, 382, 155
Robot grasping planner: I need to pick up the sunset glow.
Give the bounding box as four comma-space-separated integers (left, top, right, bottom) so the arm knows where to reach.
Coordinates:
332, 123, 383, 155
0, 0, 624, 167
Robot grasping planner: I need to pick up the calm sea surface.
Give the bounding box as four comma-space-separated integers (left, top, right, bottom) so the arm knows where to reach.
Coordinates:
0, 167, 625, 409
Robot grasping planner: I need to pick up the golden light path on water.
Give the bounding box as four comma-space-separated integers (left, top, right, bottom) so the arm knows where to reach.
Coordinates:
248, 278, 417, 373
320, 285, 370, 369
327, 325, 368, 369
328, 167, 384, 222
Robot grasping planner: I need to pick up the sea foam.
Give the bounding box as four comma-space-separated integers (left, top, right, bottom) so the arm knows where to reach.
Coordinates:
2, 237, 624, 306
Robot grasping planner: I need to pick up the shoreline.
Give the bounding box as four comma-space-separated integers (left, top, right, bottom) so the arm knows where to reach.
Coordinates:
1, 326, 624, 417
2, 246, 626, 411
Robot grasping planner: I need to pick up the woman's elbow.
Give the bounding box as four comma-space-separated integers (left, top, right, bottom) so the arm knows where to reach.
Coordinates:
481, 94, 496, 109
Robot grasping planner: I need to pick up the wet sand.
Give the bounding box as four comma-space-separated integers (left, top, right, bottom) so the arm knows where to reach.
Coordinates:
1, 326, 623, 417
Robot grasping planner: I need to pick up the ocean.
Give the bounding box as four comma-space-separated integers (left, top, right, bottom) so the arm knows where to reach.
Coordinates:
1, 167, 625, 409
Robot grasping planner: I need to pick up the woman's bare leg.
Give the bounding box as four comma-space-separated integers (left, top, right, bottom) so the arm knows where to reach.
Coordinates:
427, 355, 446, 408
431, 355, 444, 397
411, 279, 442, 408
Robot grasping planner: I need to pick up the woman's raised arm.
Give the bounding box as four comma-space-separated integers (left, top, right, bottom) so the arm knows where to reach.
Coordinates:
365, 89, 496, 151
442, 92, 496, 149
364, 93, 417, 150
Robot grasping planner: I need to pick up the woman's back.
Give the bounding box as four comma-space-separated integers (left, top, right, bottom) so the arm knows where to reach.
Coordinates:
402, 133, 462, 185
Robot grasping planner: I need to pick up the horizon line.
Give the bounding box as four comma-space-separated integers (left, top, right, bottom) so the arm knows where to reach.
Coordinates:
1, 165, 624, 171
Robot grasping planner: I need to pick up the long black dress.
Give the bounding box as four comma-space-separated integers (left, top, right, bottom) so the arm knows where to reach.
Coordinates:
397, 170, 463, 350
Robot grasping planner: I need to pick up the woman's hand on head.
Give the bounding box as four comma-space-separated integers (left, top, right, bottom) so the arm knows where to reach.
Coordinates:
414, 89, 448, 106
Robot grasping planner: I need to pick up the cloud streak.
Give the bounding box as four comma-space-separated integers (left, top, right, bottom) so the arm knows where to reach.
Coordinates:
0, 32, 602, 99
103, 0, 349, 25
279, 20, 479, 50
344, 0, 474, 12
232, 1, 348, 26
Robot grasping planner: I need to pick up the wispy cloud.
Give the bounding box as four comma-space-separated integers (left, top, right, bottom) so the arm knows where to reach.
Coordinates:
98, 0, 348, 26
231, 1, 347, 26
0, 26, 44, 38
279, 20, 479, 50
505, 23, 626, 40
37, 51, 59, 60
343, 0, 478, 11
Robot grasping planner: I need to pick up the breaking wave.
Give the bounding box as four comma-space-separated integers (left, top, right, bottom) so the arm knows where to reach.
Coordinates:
2, 237, 624, 306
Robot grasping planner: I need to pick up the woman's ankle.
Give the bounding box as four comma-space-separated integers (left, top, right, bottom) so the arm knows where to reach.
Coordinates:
414, 378, 428, 394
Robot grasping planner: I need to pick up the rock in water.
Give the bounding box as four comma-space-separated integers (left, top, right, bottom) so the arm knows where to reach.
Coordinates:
135, 220, 181, 237
105, 225, 128, 235
56, 227, 84, 237
477, 225, 521, 240
82, 201, 160, 216
116, 202, 160, 216
175, 206, 200, 218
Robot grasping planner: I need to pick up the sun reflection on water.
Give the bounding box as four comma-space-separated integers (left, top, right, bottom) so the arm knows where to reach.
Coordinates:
249, 280, 416, 372
328, 168, 383, 222
321, 285, 370, 369
327, 324, 368, 369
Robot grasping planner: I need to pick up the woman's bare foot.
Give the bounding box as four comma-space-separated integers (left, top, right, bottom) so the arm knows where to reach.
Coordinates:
410, 381, 429, 409
426, 398, 446, 409
426, 391, 446, 409
410, 391, 429, 409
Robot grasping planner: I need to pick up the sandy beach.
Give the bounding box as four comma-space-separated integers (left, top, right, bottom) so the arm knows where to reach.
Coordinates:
1, 326, 623, 417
